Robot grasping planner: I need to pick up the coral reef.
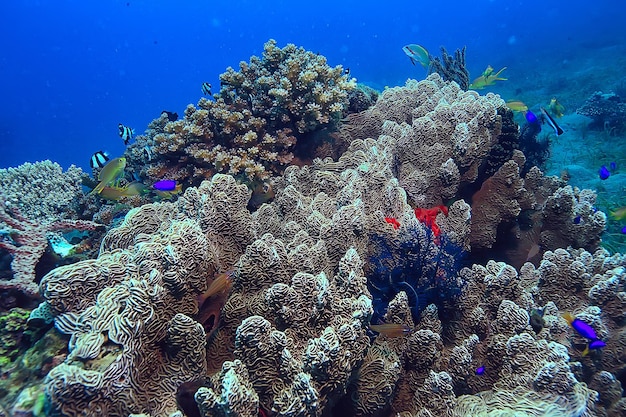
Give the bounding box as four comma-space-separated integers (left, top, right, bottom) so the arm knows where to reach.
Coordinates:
576, 91, 626, 132
125, 39, 355, 185
14, 70, 623, 417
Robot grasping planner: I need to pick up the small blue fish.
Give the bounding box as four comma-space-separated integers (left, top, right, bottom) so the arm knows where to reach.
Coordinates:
118, 123, 135, 145
525, 110, 539, 124
475, 366, 485, 375
599, 166, 611, 180
610, 161, 617, 171
621, 226, 626, 234
563, 313, 597, 340
153, 179, 178, 191
573, 215, 581, 224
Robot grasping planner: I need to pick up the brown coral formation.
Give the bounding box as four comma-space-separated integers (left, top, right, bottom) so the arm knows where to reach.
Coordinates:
22, 71, 623, 417
125, 39, 354, 185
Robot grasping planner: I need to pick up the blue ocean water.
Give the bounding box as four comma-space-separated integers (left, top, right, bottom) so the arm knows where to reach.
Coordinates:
1, 0, 624, 171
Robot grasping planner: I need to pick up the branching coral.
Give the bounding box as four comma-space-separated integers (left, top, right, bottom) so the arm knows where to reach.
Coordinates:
125, 39, 354, 186
0, 161, 84, 221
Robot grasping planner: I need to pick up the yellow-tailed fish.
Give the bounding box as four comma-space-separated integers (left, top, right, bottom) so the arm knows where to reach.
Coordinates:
610, 206, 626, 221
402, 44, 431, 69
369, 323, 413, 337
506, 100, 528, 112
469, 66, 507, 90
548, 97, 565, 118
154, 182, 183, 200
90, 157, 127, 195
97, 181, 147, 201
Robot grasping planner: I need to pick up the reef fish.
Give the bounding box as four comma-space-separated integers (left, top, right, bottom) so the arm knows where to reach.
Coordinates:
161, 110, 178, 121
505, 100, 528, 113
90, 150, 109, 169
201, 82, 212, 96
98, 181, 148, 200
402, 44, 431, 69
599, 165, 611, 180
540, 107, 564, 136
548, 97, 565, 118
118, 123, 135, 145
90, 157, 127, 195
475, 366, 485, 376
610, 206, 626, 221
153, 179, 179, 191
563, 312, 598, 339
369, 323, 413, 337
469, 66, 507, 89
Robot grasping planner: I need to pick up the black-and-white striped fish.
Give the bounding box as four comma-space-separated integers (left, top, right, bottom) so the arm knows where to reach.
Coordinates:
201, 82, 212, 96
118, 123, 135, 145
90, 150, 110, 169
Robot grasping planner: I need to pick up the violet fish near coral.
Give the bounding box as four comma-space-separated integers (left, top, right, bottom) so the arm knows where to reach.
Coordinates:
475, 366, 485, 376
118, 123, 135, 145
90, 150, 109, 169
153, 179, 178, 191
563, 312, 598, 339
201, 82, 212, 96
540, 107, 564, 136
402, 44, 431, 69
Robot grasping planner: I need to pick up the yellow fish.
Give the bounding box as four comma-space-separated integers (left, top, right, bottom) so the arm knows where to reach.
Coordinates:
402, 44, 431, 69
469, 66, 507, 89
98, 181, 149, 201
90, 157, 126, 195
610, 206, 626, 221
506, 100, 528, 112
548, 97, 565, 118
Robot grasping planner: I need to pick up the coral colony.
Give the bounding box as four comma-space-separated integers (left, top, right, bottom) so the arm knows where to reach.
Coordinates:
2, 40, 626, 417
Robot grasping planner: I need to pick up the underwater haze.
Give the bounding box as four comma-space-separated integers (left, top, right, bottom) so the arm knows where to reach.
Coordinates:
1, 0, 624, 170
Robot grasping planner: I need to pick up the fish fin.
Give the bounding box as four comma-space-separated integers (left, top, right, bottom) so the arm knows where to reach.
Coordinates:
582, 346, 589, 356
562, 312, 574, 324
410, 57, 416, 66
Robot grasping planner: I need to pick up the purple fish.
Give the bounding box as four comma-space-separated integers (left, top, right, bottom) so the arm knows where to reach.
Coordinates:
563, 313, 597, 340
599, 165, 610, 180
475, 366, 485, 375
525, 110, 538, 124
621, 226, 626, 234
153, 179, 178, 191
588, 339, 606, 350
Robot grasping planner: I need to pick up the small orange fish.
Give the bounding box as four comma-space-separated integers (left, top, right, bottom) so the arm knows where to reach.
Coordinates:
369, 323, 413, 337
203, 271, 234, 299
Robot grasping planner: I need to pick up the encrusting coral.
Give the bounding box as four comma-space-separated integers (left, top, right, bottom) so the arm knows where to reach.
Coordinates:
0, 205, 101, 296
19, 68, 624, 417
125, 39, 355, 186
